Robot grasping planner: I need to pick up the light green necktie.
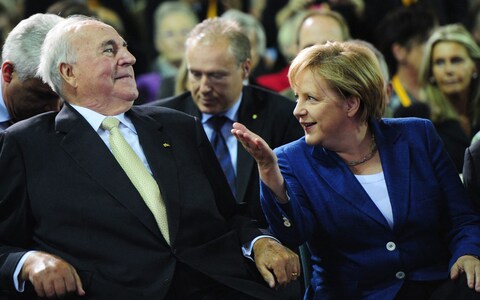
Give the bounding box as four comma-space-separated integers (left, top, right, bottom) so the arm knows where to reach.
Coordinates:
101, 117, 170, 245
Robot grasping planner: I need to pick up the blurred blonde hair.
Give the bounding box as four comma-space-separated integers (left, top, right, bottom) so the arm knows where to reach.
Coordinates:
419, 23, 480, 129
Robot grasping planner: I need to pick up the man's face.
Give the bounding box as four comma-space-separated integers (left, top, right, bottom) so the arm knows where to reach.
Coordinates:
67, 21, 138, 114
2, 67, 62, 122
186, 39, 249, 115
298, 15, 345, 50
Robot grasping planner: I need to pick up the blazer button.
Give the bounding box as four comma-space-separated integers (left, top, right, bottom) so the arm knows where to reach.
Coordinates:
283, 216, 291, 227
396, 271, 405, 279
386, 241, 396, 251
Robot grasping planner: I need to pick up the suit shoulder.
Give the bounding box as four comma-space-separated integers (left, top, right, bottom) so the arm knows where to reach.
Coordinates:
274, 137, 306, 154
248, 85, 294, 105
146, 91, 191, 109
469, 139, 480, 154
133, 105, 196, 123
380, 117, 434, 134
4, 111, 57, 135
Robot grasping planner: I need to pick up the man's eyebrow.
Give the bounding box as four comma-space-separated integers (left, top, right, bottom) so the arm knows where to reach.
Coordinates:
100, 39, 116, 48
100, 39, 128, 48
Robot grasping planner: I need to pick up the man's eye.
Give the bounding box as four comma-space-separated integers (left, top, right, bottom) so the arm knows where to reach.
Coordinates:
210, 73, 226, 80
104, 48, 114, 53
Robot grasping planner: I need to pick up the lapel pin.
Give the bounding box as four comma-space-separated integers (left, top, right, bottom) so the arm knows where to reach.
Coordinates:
252, 114, 258, 120
163, 143, 171, 148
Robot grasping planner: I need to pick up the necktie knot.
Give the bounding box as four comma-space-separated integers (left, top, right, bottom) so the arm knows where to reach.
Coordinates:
209, 116, 229, 132
101, 117, 120, 131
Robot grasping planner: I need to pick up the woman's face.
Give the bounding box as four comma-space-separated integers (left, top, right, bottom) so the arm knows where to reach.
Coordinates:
431, 41, 477, 97
293, 70, 349, 147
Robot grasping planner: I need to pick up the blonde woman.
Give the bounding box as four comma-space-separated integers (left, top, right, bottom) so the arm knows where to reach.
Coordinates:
234, 41, 480, 299
419, 23, 480, 172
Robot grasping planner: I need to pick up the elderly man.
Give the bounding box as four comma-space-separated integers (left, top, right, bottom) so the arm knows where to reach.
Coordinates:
0, 13, 63, 131
0, 16, 299, 299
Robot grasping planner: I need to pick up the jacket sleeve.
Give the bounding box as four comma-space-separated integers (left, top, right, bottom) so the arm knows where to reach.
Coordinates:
0, 131, 33, 293
463, 145, 480, 212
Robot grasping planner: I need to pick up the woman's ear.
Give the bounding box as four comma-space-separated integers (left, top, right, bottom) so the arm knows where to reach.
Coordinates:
392, 43, 406, 63
345, 96, 360, 118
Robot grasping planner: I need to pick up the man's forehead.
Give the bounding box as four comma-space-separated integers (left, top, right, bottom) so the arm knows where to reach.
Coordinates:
71, 22, 124, 47
70, 21, 116, 38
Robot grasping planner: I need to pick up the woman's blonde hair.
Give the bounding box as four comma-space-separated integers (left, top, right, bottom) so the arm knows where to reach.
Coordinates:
288, 41, 386, 122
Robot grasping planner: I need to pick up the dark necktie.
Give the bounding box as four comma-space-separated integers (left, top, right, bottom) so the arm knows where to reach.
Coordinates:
209, 116, 236, 197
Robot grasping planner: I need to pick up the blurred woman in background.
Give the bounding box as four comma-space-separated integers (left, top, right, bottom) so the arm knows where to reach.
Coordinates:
419, 23, 480, 172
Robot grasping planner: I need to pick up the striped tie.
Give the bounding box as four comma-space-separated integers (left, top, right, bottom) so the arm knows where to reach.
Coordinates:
209, 116, 236, 197
101, 117, 170, 244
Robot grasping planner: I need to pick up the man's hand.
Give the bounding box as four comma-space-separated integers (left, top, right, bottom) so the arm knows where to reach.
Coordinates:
253, 237, 300, 288
21, 251, 85, 298
451, 255, 480, 292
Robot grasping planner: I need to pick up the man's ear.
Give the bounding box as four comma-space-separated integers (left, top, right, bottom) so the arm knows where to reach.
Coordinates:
59, 62, 77, 88
345, 96, 360, 118
242, 59, 252, 78
1, 61, 14, 83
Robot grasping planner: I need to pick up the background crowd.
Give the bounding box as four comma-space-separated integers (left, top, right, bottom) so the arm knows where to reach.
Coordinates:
0, 0, 475, 170
1, 0, 480, 299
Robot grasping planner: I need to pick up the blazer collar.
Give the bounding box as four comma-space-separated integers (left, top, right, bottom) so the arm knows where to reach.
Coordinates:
310, 119, 410, 230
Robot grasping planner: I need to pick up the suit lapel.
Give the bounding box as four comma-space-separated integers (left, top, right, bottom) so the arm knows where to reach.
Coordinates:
374, 121, 411, 232
312, 146, 391, 228
127, 108, 180, 245
184, 89, 258, 202
56, 105, 166, 242
237, 87, 263, 201
311, 120, 412, 231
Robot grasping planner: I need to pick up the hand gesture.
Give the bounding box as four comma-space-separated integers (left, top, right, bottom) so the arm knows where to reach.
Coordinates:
232, 122, 287, 201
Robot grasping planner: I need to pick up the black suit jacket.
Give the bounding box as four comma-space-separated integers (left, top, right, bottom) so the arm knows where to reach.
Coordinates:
149, 85, 303, 227
464, 140, 480, 212
0, 104, 277, 299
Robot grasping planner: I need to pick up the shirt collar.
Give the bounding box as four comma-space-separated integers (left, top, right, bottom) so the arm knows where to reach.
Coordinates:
201, 92, 242, 124
0, 84, 11, 123
69, 104, 136, 134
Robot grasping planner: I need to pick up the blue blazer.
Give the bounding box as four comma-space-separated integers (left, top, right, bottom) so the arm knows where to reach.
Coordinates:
261, 118, 480, 300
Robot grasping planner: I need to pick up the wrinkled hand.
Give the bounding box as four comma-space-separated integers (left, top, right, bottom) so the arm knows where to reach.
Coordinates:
21, 251, 85, 298
253, 237, 300, 288
451, 255, 480, 292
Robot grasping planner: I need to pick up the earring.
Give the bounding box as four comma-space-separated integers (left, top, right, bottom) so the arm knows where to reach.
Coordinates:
473, 72, 478, 79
